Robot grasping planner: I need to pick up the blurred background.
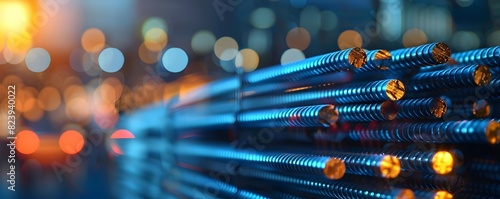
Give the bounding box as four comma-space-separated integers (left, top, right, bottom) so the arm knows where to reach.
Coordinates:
0, 0, 498, 198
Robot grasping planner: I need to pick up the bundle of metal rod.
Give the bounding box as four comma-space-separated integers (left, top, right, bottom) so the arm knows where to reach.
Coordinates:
347, 119, 500, 144
336, 100, 399, 122
173, 104, 338, 131
174, 141, 346, 180
389, 42, 451, 69
172, 48, 366, 108
237, 167, 415, 199
403, 65, 492, 92
441, 96, 491, 120
329, 148, 456, 175
395, 97, 447, 119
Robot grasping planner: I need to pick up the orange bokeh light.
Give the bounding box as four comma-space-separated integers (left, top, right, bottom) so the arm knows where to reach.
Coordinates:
111, 129, 135, 139
59, 130, 84, 154
81, 28, 106, 53
16, 130, 40, 155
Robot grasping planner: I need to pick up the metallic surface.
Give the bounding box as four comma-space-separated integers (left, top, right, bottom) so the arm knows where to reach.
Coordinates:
337, 101, 398, 122
389, 42, 451, 69
348, 120, 500, 144
396, 97, 447, 119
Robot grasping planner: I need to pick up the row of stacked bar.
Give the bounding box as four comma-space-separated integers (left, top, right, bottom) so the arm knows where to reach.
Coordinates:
115, 43, 500, 199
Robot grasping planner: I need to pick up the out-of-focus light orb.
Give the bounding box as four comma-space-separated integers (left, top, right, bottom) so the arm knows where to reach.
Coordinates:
111, 129, 135, 139
162, 47, 188, 73
38, 87, 61, 111
286, 27, 311, 50
25, 48, 50, 72
248, 29, 271, 55
290, 0, 308, 8
321, 10, 338, 31
98, 47, 124, 73
138, 42, 162, 64
3, 46, 26, 64
300, 6, 321, 35
487, 30, 500, 46
144, 28, 168, 52
450, 31, 480, 51
16, 130, 39, 155
191, 30, 216, 55
59, 130, 84, 155
83, 52, 102, 77
141, 17, 168, 38
402, 29, 428, 47
250, 8, 275, 29
235, 48, 259, 72
281, 48, 305, 64
214, 37, 239, 61
24, 98, 44, 122
81, 28, 106, 53
337, 30, 363, 49
456, 0, 474, 7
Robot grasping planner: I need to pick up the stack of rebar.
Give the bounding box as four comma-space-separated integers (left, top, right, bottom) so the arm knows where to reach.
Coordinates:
115, 43, 500, 199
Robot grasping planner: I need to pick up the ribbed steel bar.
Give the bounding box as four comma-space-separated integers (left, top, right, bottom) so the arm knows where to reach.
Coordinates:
396, 98, 447, 119
174, 142, 346, 180
404, 65, 492, 92
451, 46, 500, 67
337, 101, 398, 122
240, 79, 405, 110
241, 72, 352, 97
244, 47, 366, 83
237, 104, 338, 128
389, 42, 451, 69
173, 104, 338, 130
237, 167, 415, 199
347, 120, 500, 144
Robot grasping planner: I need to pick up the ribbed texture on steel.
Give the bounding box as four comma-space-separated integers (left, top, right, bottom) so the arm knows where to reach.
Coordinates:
175, 142, 341, 178
405, 65, 491, 92
396, 98, 447, 119
261, 153, 337, 177
244, 48, 366, 83
237, 104, 336, 128
390, 42, 451, 69
451, 46, 500, 66
238, 167, 412, 199
355, 49, 391, 73
337, 101, 397, 122
348, 120, 499, 143
241, 79, 405, 110
315, 151, 394, 178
